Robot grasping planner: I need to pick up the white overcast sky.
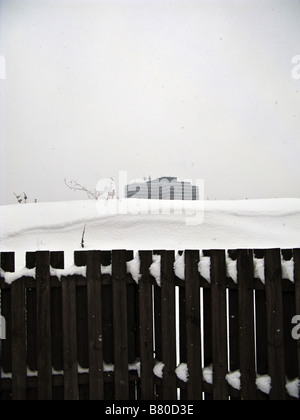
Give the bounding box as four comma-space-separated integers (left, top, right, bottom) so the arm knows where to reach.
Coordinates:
0, 0, 300, 204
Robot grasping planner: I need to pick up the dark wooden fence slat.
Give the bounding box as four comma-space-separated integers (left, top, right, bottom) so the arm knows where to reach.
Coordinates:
237, 249, 257, 400
210, 250, 228, 400
74, 252, 88, 367
36, 251, 52, 400
50, 252, 64, 400
179, 286, 187, 401
265, 249, 286, 400
112, 250, 129, 400
50, 252, 64, 373
253, 251, 268, 400
62, 274, 78, 400
185, 250, 202, 400
160, 250, 177, 401
87, 251, 104, 401
26, 253, 38, 378
139, 251, 154, 400
153, 280, 163, 399
74, 251, 89, 400
100, 251, 114, 401
293, 249, 300, 389
0, 253, 14, 379
11, 277, 27, 400
227, 250, 239, 385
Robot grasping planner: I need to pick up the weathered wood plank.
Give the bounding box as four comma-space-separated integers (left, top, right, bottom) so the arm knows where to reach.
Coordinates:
11, 276, 26, 400
139, 251, 155, 400
86, 251, 104, 400
62, 274, 78, 400
112, 250, 129, 400
36, 251, 52, 400
185, 250, 202, 400
265, 249, 286, 400
160, 250, 177, 401
210, 250, 228, 400
237, 249, 256, 400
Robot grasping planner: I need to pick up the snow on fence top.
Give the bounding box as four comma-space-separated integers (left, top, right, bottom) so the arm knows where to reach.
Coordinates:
0, 249, 296, 285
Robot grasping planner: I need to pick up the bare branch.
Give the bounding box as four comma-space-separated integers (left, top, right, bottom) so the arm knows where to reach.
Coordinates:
64, 178, 101, 200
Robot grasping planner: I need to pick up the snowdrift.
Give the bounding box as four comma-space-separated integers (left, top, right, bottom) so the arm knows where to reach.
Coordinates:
1, 198, 300, 269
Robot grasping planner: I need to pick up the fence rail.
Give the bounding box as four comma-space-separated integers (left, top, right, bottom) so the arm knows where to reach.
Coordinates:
0, 249, 299, 400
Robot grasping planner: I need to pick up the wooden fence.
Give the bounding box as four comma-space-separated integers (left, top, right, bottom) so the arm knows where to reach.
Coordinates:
0, 249, 299, 400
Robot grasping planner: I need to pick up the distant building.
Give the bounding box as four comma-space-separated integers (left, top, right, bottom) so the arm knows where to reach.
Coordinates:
125, 177, 199, 200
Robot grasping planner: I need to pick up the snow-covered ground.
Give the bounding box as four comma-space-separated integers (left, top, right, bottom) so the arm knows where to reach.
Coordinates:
1, 198, 300, 269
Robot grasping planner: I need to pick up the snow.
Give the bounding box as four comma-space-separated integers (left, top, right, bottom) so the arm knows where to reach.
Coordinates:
175, 363, 189, 383
174, 252, 185, 280
198, 252, 211, 283
153, 361, 165, 379
1, 198, 300, 271
226, 370, 241, 390
0, 267, 36, 285
101, 264, 112, 275
129, 361, 141, 378
50, 265, 86, 281
226, 255, 237, 284
256, 374, 272, 395
286, 378, 300, 399
281, 257, 294, 283
126, 253, 141, 284
202, 364, 213, 385
254, 257, 265, 284
149, 254, 161, 286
